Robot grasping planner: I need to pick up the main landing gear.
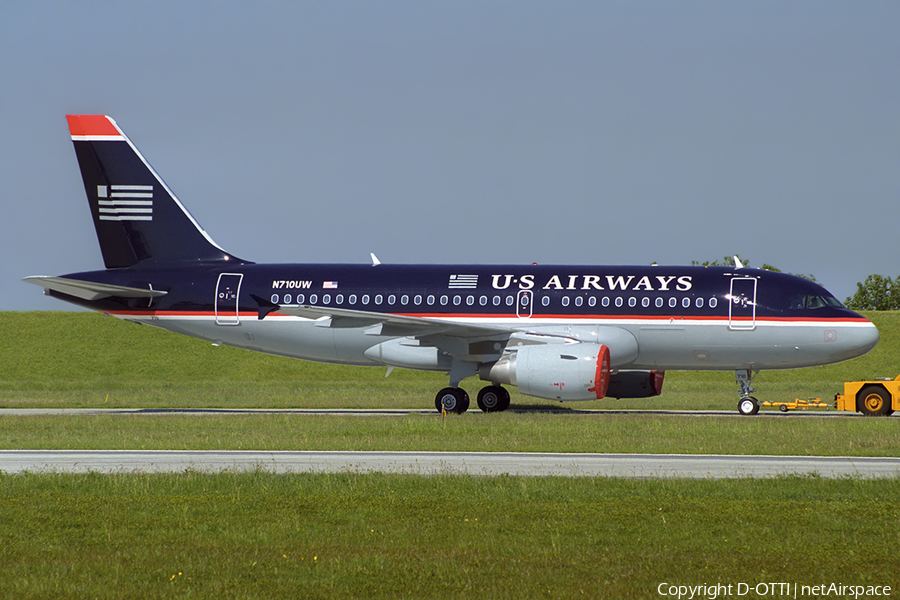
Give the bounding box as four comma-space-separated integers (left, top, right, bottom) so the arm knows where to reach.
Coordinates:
434, 385, 511, 414
735, 369, 760, 415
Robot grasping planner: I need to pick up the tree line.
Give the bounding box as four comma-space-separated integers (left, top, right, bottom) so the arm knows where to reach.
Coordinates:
689, 256, 899, 311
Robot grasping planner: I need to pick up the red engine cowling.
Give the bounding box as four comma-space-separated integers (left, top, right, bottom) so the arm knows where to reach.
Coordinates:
479, 343, 610, 401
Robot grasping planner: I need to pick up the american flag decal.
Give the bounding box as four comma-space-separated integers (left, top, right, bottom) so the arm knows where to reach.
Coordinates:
97, 185, 153, 221
448, 274, 478, 289
323, 281, 338, 289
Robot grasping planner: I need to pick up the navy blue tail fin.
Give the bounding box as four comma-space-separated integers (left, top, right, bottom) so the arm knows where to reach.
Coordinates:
66, 115, 247, 268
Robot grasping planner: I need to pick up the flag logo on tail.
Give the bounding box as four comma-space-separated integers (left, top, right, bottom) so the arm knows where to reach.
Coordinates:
97, 185, 153, 221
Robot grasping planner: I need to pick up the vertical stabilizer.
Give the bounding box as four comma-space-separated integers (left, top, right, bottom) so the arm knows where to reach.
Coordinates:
66, 115, 245, 268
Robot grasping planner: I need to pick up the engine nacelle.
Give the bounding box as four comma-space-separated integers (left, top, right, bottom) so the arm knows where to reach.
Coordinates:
479, 343, 610, 401
606, 370, 665, 398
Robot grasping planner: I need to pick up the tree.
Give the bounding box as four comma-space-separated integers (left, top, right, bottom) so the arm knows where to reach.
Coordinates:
844, 275, 900, 311
690, 256, 816, 282
691, 255, 749, 268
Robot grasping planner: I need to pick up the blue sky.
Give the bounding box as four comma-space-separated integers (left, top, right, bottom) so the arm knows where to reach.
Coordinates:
2, 1, 897, 310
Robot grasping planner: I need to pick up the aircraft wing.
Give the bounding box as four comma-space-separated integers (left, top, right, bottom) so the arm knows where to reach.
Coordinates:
23, 276, 168, 302
253, 294, 506, 339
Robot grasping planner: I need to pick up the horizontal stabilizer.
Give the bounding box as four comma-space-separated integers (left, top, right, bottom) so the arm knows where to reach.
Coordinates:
23, 276, 167, 302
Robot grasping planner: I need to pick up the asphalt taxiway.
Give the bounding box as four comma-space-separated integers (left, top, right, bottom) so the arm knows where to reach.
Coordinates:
2, 450, 899, 478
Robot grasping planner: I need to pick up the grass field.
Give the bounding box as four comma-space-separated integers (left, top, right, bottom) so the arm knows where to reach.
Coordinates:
2, 412, 900, 456
2, 310, 898, 411
1, 472, 898, 599
1, 311, 899, 598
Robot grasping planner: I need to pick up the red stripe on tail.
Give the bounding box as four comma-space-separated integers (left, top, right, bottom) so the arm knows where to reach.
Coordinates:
67, 115, 120, 137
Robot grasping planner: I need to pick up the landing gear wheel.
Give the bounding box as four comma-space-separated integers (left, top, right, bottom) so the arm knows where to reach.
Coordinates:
477, 385, 510, 413
738, 396, 760, 416
858, 385, 890, 417
779, 404, 789, 413
435, 387, 470, 414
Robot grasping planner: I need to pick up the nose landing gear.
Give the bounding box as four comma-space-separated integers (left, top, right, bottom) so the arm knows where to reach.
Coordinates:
735, 369, 760, 415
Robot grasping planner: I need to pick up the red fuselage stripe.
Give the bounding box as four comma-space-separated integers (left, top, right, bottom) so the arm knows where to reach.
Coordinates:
104, 309, 871, 326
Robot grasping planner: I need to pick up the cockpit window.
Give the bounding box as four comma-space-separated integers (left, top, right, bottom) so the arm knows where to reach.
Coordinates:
788, 294, 844, 310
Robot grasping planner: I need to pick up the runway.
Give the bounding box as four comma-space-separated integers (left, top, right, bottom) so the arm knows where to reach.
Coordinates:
2, 450, 899, 478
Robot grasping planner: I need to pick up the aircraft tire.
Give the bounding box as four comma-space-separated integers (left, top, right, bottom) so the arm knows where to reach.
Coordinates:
498, 387, 511, 411
858, 385, 891, 417
738, 396, 760, 416
435, 387, 469, 414
477, 385, 510, 413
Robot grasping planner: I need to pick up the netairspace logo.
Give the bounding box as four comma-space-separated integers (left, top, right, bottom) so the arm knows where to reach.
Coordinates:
657, 582, 893, 599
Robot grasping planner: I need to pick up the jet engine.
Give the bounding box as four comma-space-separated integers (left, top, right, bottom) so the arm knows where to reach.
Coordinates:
479, 343, 610, 401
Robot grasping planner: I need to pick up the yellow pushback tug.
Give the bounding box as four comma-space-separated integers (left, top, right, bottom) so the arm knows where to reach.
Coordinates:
834, 376, 900, 416
763, 376, 900, 416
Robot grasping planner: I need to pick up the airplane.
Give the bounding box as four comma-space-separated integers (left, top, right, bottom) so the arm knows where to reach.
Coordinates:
25, 115, 880, 416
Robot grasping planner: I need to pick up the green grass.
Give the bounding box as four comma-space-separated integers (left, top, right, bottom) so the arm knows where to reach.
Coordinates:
1, 412, 899, 456
2, 312, 899, 597
1, 310, 898, 410
2, 310, 899, 455
1, 472, 898, 599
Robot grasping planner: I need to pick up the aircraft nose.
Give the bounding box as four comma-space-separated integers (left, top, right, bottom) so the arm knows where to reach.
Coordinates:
848, 316, 880, 358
